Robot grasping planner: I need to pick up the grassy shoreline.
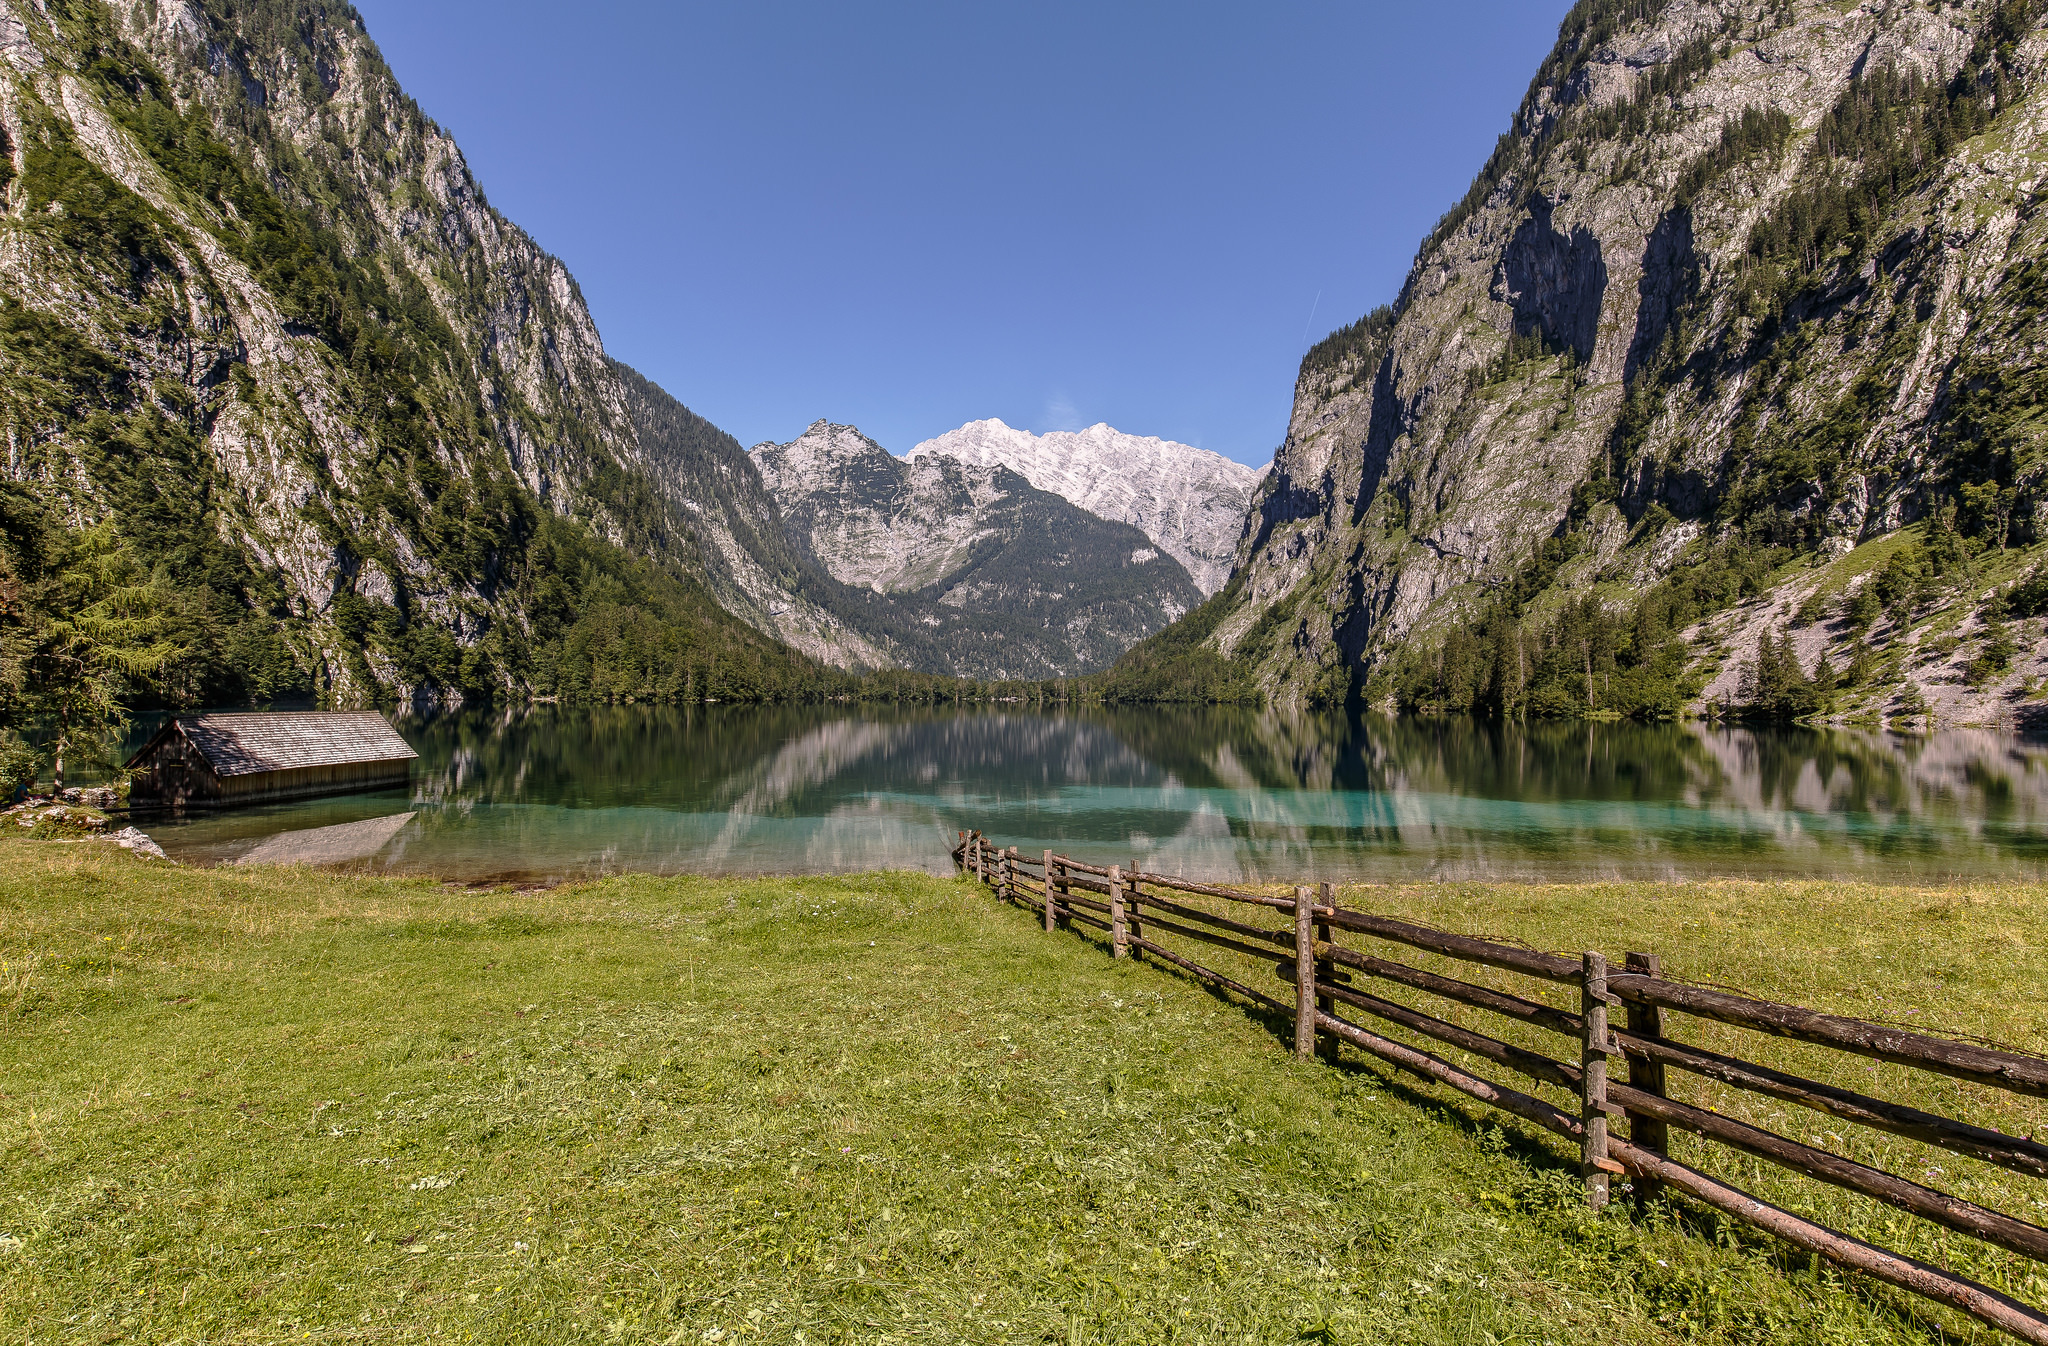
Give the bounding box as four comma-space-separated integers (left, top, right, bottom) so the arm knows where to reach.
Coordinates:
2, 839, 2044, 1343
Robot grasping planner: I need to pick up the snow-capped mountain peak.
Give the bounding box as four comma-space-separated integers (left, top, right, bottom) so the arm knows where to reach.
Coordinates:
908, 420, 1264, 594
746, 420, 1203, 676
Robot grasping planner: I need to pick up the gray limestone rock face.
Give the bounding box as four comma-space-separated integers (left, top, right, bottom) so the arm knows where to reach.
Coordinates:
612, 364, 895, 672
0, 0, 818, 705
908, 419, 1265, 596
1493, 195, 1608, 363
1207, 0, 2048, 712
0, 0, 670, 704
749, 421, 1205, 678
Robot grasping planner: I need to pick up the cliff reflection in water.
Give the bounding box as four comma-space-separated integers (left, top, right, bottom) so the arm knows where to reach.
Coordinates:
138, 705, 2048, 883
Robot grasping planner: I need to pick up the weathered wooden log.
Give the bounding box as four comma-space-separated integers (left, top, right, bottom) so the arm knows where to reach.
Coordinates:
1314, 1007, 1584, 1142
1036, 844, 2045, 1135
1128, 855, 1146, 962
1610, 1025, 2048, 1181
1314, 939, 1582, 1037
1294, 888, 1317, 1061
1623, 952, 1669, 1204
1318, 880, 1335, 1057
1063, 893, 1112, 916
1127, 890, 1290, 949
1143, 912, 1282, 967
1043, 850, 1057, 934
1607, 972, 2048, 1100
1068, 910, 1112, 935
1110, 867, 1128, 960
1608, 1139, 2048, 1346
1091, 855, 2048, 1176
1305, 943, 2048, 1325
1123, 870, 1298, 911
1318, 908, 1578, 984
1276, 962, 1578, 1090
1582, 952, 1612, 1210
1128, 936, 1290, 1015
1605, 1081, 2048, 1264
1061, 857, 1112, 877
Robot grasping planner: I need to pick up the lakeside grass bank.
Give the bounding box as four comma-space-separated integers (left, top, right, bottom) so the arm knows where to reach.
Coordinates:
1, 840, 2043, 1344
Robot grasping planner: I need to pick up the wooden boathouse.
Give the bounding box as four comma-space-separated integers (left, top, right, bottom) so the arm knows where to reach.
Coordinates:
126, 712, 418, 808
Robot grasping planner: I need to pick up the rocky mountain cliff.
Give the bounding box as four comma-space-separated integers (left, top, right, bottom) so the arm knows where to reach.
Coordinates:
909, 419, 1265, 595
611, 364, 896, 671
753, 421, 1203, 678
0, 0, 823, 708
1194, 0, 2048, 727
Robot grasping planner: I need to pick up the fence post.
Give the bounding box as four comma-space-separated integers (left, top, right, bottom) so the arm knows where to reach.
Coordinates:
1001, 847, 1015, 902
1043, 849, 1056, 932
957, 831, 966, 872
973, 833, 984, 884
1624, 951, 1668, 1205
1127, 855, 1145, 961
1581, 951, 1611, 1211
1294, 886, 1317, 1060
1316, 881, 1337, 1062
1109, 866, 1127, 959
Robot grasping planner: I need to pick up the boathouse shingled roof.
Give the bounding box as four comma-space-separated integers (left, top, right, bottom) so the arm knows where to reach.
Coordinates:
132, 713, 418, 778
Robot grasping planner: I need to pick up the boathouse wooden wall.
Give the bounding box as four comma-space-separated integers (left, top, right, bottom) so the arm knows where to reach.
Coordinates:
127, 717, 415, 809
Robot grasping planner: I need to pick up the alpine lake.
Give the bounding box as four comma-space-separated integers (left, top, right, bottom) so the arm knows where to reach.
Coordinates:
111, 704, 2048, 885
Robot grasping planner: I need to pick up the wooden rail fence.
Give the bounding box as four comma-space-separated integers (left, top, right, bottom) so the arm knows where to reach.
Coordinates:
954, 830, 2048, 1343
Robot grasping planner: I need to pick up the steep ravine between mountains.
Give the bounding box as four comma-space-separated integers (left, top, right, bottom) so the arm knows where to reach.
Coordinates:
1184, 0, 2048, 729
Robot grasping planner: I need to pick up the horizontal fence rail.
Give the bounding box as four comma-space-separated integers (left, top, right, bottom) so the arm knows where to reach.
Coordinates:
952, 831, 2048, 1344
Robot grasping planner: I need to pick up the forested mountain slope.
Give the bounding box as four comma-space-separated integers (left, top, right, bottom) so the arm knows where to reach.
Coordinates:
754, 422, 1204, 679
0, 0, 822, 713
1194, 0, 2048, 726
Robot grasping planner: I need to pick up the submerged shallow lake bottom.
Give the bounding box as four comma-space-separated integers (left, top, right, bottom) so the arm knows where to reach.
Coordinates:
121, 705, 2048, 884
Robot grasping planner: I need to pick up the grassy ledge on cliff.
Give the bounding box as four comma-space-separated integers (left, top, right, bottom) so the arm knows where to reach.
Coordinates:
2, 838, 2044, 1342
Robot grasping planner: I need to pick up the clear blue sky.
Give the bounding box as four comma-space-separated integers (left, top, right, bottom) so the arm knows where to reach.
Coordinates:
352, 1, 1575, 465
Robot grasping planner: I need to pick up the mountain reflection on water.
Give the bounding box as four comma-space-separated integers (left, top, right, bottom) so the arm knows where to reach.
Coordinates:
134, 705, 2048, 883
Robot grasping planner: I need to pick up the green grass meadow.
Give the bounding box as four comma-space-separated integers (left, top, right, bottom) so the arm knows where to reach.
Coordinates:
2, 839, 2045, 1344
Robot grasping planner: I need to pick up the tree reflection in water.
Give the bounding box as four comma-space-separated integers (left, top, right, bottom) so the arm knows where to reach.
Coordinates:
130, 705, 2048, 884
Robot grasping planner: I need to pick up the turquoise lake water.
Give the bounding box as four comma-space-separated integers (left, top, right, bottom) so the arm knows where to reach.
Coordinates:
120, 705, 2048, 884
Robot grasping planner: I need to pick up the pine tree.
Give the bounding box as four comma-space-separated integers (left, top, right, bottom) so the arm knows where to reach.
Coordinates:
18, 525, 178, 792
